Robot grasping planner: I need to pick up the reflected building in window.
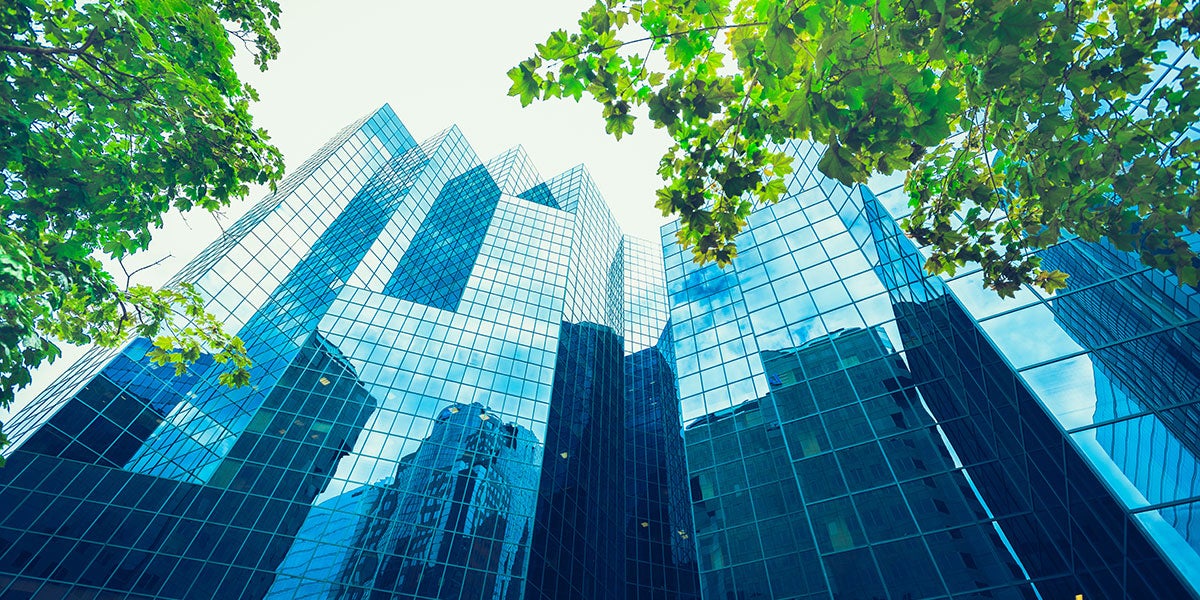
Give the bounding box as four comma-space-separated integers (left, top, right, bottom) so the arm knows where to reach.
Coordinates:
0, 331, 379, 597
0, 106, 698, 599
663, 127, 1200, 596
278, 402, 538, 600
267, 402, 538, 600
682, 327, 1036, 598
1037, 237, 1200, 466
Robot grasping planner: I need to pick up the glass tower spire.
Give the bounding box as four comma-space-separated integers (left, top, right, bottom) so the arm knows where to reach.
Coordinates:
0, 106, 699, 599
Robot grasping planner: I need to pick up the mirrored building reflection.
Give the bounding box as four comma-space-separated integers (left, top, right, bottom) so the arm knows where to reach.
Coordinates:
682, 327, 1036, 599
0, 107, 698, 599
271, 402, 539, 600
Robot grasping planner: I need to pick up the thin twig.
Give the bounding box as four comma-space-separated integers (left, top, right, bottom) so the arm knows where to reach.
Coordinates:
551, 22, 767, 65
122, 254, 174, 286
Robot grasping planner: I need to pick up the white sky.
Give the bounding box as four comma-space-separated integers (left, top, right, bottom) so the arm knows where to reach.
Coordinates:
3, 0, 674, 421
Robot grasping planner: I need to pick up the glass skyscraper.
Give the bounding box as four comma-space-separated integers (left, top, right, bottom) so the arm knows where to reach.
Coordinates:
663, 92, 1200, 599
2, 66, 1198, 598
0, 106, 699, 599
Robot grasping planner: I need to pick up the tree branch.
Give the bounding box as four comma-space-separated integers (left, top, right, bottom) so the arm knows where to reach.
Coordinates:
0, 27, 102, 57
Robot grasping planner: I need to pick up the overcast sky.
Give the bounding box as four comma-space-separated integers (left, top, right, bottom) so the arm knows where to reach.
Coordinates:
4, 0, 674, 421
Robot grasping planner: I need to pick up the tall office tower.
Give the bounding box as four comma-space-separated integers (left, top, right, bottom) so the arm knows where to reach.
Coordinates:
0, 106, 699, 599
664, 123, 1200, 600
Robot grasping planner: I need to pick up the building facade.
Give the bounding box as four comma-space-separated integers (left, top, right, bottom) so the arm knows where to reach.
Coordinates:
663, 125, 1200, 597
0, 106, 699, 599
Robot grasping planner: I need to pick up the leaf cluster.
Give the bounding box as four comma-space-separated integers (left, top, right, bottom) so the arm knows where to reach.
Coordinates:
510, 0, 1200, 296
0, 0, 282, 453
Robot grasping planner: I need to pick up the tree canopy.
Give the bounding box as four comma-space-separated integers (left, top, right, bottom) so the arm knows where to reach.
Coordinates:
510, 0, 1200, 296
1, 0, 285, 451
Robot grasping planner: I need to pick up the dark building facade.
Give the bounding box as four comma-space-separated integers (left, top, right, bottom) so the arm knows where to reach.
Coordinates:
525, 322, 627, 600
624, 330, 702, 600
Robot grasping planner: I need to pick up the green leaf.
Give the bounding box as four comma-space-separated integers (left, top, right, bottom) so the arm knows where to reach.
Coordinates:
538, 30, 576, 60
758, 176, 788, 203
846, 87, 866, 111
648, 91, 681, 127
561, 74, 585, 100
847, 7, 871, 33
912, 117, 952, 146
763, 22, 797, 74
1034, 269, 1070, 294
604, 112, 636, 139
782, 90, 812, 130
507, 64, 542, 107
817, 141, 856, 186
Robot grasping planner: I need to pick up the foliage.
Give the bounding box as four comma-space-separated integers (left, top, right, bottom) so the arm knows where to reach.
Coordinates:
510, 0, 1200, 296
0, 0, 283, 441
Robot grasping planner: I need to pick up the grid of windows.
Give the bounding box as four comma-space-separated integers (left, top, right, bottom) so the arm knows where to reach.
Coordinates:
346, 127, 479, 294
15, 339, 214, 469
0, 332, 378, 598
526, 322, 626, 600
865, 180, 1200, 595
545, 166, 626, 332
850, 41, 1200, 594
383, 165, 504, 310
124, 123, 430, 485
486, 147, 551, 204
519, 159, 699, 600
623, 236, 671, 354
